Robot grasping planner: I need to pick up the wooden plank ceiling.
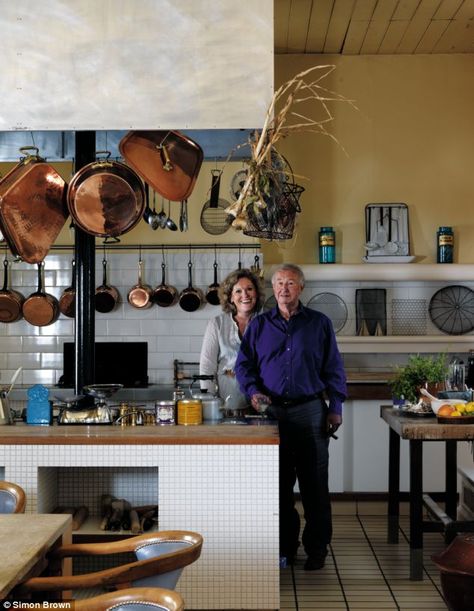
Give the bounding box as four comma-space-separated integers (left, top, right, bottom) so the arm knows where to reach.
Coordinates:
275, 0, 474, 54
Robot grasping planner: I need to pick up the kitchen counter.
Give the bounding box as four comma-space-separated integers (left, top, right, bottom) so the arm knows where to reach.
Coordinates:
0, 422, 278, 445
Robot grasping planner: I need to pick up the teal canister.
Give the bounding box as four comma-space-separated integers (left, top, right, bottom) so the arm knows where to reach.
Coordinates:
437, 226, 454, 263
319, 226, 336, 263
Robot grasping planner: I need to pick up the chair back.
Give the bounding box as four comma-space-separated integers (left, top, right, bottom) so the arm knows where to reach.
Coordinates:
132, 531, 202, 590
74, 586, 184, 611
0, 481, 26, 513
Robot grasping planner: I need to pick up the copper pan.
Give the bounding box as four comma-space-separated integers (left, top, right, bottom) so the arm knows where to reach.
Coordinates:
119, 131, 203, 202
67, 152, 145, 238
0, 147, 68, 263
0, 258, 24, 323
95, 257, 120, 314
179, 260, 203, 313
22, 262, 60, 327
153, 260, 177, 308
58, 260, 76, 318
127, 253, 153, 309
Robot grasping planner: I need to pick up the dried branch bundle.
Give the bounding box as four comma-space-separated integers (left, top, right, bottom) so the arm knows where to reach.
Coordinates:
226, 65, 356, 234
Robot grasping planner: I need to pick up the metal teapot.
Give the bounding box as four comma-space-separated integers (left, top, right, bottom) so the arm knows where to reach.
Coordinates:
189, 375, 223, 422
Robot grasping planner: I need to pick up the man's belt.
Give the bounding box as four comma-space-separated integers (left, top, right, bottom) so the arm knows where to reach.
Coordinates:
274, 394, 322, 408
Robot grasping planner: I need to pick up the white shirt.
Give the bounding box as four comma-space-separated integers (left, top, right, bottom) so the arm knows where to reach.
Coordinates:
199, 312, 249, 411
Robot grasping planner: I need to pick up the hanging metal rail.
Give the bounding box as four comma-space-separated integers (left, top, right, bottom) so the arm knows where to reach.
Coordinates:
48, 243, 260, 252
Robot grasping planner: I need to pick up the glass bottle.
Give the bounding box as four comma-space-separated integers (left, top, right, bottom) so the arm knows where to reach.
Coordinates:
319, 226, 336, 264
437, 226, 454, 263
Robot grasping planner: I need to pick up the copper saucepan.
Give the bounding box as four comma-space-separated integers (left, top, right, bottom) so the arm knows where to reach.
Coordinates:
179, 260, 203, 313
206, 260, 221, 306
95, 257, 120, 314
67, 151, 145, 238
0, 258, 25, 323
59, 259, 76, 318
22, 262, 60, 327
127, 253, 153, 309
153, 260, 177, 308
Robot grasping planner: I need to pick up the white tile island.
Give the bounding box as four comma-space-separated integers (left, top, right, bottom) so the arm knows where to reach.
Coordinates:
0, 423, 280, 610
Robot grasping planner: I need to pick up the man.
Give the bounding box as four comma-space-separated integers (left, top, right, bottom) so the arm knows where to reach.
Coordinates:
235, 263, 347, 570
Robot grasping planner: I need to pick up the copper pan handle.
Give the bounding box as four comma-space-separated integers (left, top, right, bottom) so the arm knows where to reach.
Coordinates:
158, 144, 173, 172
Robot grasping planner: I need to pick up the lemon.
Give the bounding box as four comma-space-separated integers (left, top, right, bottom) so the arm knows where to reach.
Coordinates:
465, 404, 474, 413
450, 410, 462, 417
456, 403, 467, 414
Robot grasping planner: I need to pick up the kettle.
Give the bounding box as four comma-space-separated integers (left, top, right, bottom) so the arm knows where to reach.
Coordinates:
189, 375, 223, 422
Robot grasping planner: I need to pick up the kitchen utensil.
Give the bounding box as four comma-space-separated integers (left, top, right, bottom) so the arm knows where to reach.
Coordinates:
364, 205, 380, 250
127, 250, 153, 309
306, 292, 347, 334
356, 288, 386, 336
153, 257, 177, 308
157, 196, 167, 229
119, 130, 203, 201
165, 200, 178, 231
429, 285, 474, 335
7, 367, 22, 395
95, 255, 120, 313
200, 170, 232, 235
147, 186, 160, 230
179, 256, 203, 312
142, 182, 154, 226
58, 259, 76, 318
385, 207, 398, 254
0, 392, 13, 425
391, 299, 427, 335
22, 262, 60, 327
205, 252, 220, 306
0, 257, 24, 323
0, 146, 68, 263
375, 206, 387, 247
67, 151, 145, 238
230, 169, 248, 201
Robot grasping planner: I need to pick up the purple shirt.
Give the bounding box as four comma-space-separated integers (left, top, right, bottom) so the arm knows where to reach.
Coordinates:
235, 304, 347, 415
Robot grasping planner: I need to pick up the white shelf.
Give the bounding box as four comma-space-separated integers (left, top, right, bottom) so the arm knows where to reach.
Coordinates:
337, 335, 474, 354
264, 264, 474, 282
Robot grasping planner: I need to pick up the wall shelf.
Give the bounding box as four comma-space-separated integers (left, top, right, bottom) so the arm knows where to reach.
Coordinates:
264, 264, 474, 282
337, 335, 474, 354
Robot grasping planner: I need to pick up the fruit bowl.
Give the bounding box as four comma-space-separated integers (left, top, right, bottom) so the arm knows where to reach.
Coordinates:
430, 398, 466, 415
437, 414, 474, 424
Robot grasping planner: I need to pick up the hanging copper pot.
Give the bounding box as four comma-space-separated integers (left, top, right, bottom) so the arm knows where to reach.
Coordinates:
59, 260, 76, 318
153, 259, 177, 308
22, 262, 60, 327
95, 257, 120, 313
0, 258, 24, 323
67, 152, 145, 238
0, 147, 68, 263
127, 252, 153, 309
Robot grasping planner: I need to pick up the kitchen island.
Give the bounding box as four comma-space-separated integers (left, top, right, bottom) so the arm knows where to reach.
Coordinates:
0, 422, 279, 610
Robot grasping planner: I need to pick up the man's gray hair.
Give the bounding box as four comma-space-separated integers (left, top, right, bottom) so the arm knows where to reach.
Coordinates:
271, 263, 305, 287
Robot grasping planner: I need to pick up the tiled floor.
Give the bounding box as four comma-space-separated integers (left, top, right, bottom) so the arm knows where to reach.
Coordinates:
281, 501, 449, 610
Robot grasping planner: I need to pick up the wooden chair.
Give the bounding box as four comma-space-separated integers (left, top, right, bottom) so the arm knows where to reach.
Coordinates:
74, 587, 184, 611
15, 530, 202, 599
0, 480, 26, 513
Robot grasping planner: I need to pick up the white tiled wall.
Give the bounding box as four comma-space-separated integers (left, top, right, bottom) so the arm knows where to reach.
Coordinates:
1, 252, 473, 386
0, 251, 259, 387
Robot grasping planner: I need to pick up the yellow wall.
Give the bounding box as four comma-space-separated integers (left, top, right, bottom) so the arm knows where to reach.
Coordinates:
263, 53, 474, 265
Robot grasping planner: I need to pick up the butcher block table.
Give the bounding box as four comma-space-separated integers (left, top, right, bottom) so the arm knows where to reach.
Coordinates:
380, 406, 474, 580
0, 513, 72, 598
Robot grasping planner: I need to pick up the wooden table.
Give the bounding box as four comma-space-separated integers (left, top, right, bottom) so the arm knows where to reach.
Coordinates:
0, 514, 72, 598
380, 406, 474, 580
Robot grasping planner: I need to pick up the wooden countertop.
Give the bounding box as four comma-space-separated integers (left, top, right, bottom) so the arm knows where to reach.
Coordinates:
0, 423, 279, 445
0, 514, 72, 598
381, 406, 474, 440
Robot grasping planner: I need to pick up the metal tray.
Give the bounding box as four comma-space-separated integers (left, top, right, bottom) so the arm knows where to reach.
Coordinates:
399, 409, 435, 418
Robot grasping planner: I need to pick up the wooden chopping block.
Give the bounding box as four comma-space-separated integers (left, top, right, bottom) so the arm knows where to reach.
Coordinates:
72, 505, 89, 531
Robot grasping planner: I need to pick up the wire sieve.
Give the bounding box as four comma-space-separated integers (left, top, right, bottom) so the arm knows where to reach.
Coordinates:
306, 292, 348, 334
429, 285, 474, 335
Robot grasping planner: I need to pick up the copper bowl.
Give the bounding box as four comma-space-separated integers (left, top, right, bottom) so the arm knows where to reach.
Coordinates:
432, 534, 474, 611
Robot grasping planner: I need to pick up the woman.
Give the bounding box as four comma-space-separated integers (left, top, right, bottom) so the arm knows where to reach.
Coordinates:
199, 268, 264, 412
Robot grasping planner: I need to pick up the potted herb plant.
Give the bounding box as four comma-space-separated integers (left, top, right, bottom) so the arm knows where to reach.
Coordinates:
389, 353, 448, 405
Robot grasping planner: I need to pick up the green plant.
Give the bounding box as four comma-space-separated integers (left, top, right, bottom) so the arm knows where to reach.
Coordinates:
389, 353, 448, 404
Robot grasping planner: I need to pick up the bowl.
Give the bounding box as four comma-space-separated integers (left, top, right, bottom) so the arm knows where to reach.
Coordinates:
429, 398, 466, 415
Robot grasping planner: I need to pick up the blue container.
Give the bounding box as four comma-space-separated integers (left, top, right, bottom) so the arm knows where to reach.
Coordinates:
437, 226, 454, 263
26, 384, 51, 426
319, 226, 336, 263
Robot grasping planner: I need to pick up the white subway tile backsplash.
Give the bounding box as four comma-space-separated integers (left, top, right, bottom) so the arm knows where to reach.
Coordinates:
23, 337, 58, 352
107, 319, 141, 336
8, 352, 40, 369
23, 369, 56, 385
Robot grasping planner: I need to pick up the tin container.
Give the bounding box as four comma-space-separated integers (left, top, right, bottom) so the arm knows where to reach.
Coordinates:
177, 399, 202, 425
155, 400, 176, 425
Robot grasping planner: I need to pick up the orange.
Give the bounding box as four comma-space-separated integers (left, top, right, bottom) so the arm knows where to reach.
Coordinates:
438, 404, 455, 417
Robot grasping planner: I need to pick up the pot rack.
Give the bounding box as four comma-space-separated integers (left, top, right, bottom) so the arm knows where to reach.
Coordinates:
47, 243, 260, 252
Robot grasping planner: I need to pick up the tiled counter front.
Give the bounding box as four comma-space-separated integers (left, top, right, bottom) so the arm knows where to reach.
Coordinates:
0, 428, 279, 610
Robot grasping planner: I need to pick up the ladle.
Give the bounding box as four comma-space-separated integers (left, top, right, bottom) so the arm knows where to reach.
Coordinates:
157, 196, 167, 229
385, 207, 398, 254
165, 200, 178, 231
148, 190, 160, 231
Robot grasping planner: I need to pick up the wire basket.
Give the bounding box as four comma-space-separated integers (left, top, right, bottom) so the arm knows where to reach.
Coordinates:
243, 182, 304, 241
